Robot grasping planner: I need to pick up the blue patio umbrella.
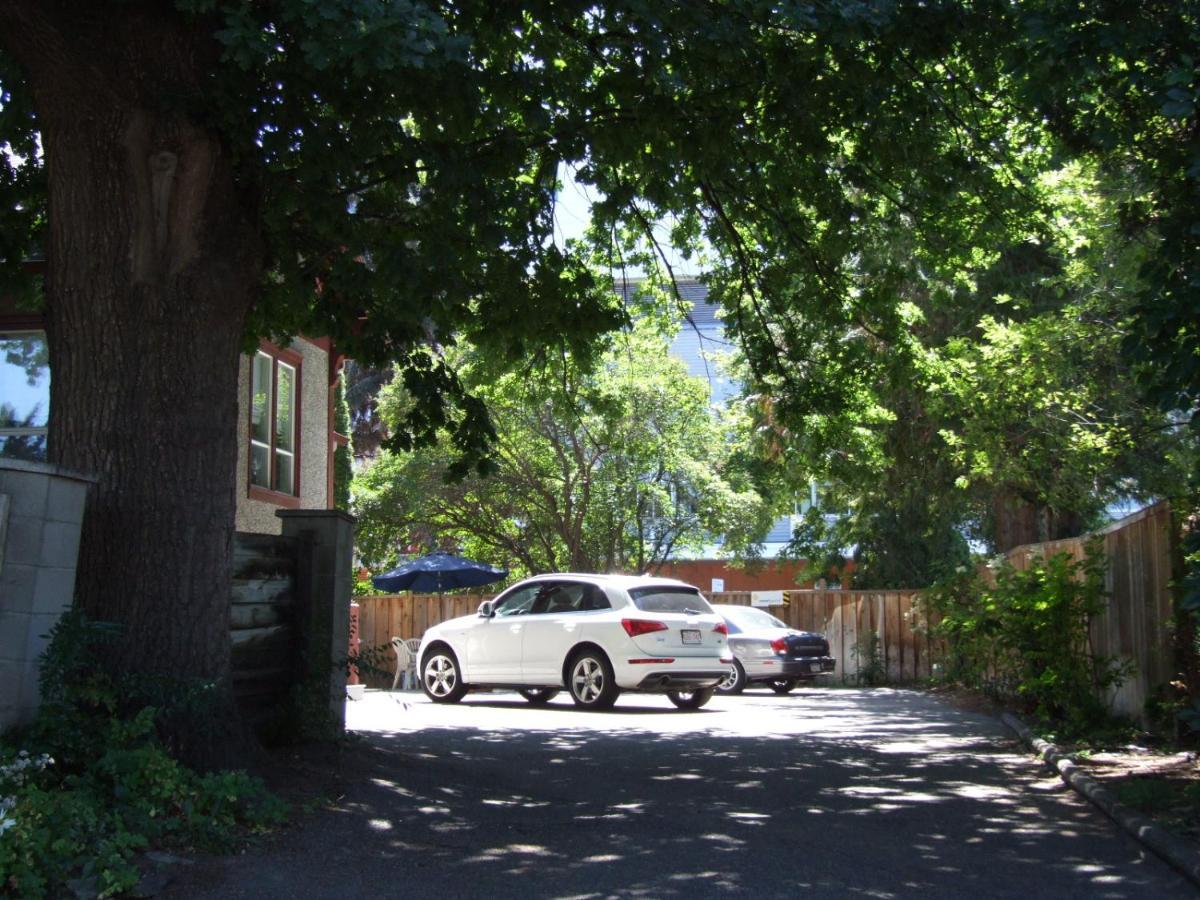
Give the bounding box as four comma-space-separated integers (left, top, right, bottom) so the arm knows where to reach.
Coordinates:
371, 550, 507, 595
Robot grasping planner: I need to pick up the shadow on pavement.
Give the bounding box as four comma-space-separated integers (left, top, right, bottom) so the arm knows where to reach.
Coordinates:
163, 688, 1194, 899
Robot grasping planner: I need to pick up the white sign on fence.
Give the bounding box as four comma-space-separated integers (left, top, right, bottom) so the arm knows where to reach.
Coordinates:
711, 578, 725, 593
751, 590, 784, 607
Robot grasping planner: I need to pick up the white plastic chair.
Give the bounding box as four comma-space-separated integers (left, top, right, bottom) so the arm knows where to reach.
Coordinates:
404, 638, 421, 690
391, 637, 422, 690
391, 637, 414, 691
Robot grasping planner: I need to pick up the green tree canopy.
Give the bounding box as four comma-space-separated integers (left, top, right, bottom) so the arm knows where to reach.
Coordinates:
782, 164, 1196, 587
355, 320, 775, 578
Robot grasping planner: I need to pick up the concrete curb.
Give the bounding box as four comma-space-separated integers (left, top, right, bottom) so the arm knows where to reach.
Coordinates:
1001, 712, 1200, 888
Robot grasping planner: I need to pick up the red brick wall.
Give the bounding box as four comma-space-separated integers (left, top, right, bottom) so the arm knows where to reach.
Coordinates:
651, 558, 815, 592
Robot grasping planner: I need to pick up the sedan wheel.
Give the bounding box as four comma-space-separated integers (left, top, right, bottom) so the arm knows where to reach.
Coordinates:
421, 647, 467, 703
769, 678, 797, 695
715, 660, 746, 695
568, 651, 618, 710
667, 688, 714, 710
518, 688, 560, 705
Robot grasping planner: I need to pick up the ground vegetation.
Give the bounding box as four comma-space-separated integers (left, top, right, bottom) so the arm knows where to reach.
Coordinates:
0, 613, 286, 897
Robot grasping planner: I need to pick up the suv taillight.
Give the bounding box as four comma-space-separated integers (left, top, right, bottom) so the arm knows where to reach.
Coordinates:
622, 619, 669, 637
713, 622, 728, 635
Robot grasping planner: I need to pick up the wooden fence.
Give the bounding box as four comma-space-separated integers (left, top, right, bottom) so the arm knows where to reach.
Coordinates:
355, 592, 487, 688
1000, 502, 1175, 721
356, 502, 1178, 712
753, 503, 1175, 705
719, 589, 931, 683
354, 588, 929, 687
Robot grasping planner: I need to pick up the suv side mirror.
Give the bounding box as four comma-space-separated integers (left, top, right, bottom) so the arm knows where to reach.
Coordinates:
477, 600, 495, 618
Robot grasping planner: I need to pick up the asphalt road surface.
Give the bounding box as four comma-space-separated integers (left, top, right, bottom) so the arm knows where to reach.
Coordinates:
166, 687, 1195, 898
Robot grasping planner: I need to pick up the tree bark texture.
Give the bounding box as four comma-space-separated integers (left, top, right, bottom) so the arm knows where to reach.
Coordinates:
990, 489, 1087, 555
1, 4, 263, 713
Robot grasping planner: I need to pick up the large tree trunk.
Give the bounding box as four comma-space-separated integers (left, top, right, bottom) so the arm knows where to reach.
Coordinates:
3, 4, 263, 765
991, 489, 1041, 553
991, 488, 1088, 555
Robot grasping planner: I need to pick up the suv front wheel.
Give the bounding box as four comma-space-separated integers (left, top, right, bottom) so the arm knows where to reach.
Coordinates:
421, 646, 468, 703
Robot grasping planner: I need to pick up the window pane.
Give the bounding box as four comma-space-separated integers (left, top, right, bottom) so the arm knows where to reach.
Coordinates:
250, 442, 271, 488
275, 449, 294, 495
628, 587, 713, 614
250, 353, 272, 445
275, 362, 295, 453
1, 332, 50, 428
248, 346, 301, 497
0, 432, 48, 462
495, 585, 539, 616
583, 585, 611, 610
721, 606, 785, 631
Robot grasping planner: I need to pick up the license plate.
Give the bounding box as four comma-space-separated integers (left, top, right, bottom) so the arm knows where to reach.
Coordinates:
681, 629, 701, 645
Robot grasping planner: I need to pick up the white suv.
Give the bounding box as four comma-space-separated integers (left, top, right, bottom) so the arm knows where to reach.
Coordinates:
417, 574, 731, 710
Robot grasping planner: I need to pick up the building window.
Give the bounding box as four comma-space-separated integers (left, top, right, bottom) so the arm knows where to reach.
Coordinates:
249, 345, 301, 498
0, 330, 50, 462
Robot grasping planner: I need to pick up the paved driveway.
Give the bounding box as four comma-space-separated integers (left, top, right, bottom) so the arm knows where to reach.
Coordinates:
168, 687, 1193, 898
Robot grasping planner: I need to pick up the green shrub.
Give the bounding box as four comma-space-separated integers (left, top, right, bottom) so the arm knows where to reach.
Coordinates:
852, 630, 887, 686
333, 378, 353, 512
0, 612, 288, 898
921, 539, 1130, 732
1178, 504, 1200, 738
1180, 699, 1200, 735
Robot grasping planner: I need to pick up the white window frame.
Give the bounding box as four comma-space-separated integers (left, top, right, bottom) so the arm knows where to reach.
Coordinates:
248, 345, 301, 499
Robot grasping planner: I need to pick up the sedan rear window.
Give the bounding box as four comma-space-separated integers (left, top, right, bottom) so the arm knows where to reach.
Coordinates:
719, 605, 786, 633
628, 586, 713, 614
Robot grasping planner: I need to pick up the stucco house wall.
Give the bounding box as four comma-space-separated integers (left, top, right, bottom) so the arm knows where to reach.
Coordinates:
234, 338, 332, 535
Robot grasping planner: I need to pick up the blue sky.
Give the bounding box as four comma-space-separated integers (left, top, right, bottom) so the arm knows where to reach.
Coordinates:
553, 164, 704, 278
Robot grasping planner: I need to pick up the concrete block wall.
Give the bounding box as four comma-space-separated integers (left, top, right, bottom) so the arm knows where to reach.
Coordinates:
0, 460, 93, 733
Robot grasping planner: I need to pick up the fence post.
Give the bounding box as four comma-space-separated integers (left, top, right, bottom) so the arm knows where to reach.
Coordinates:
276, 509, 356, 736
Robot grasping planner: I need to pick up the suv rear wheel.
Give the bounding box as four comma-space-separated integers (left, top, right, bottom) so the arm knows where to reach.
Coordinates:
567, 650, 618, 710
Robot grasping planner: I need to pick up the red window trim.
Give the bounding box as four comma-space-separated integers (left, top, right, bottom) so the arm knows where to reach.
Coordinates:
0, 313, 45, 331
247, 340, 303, 506
248, 483, 302, 509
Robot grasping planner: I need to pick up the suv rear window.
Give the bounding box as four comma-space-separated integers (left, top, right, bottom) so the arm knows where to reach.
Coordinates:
628, 586, 713, 614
